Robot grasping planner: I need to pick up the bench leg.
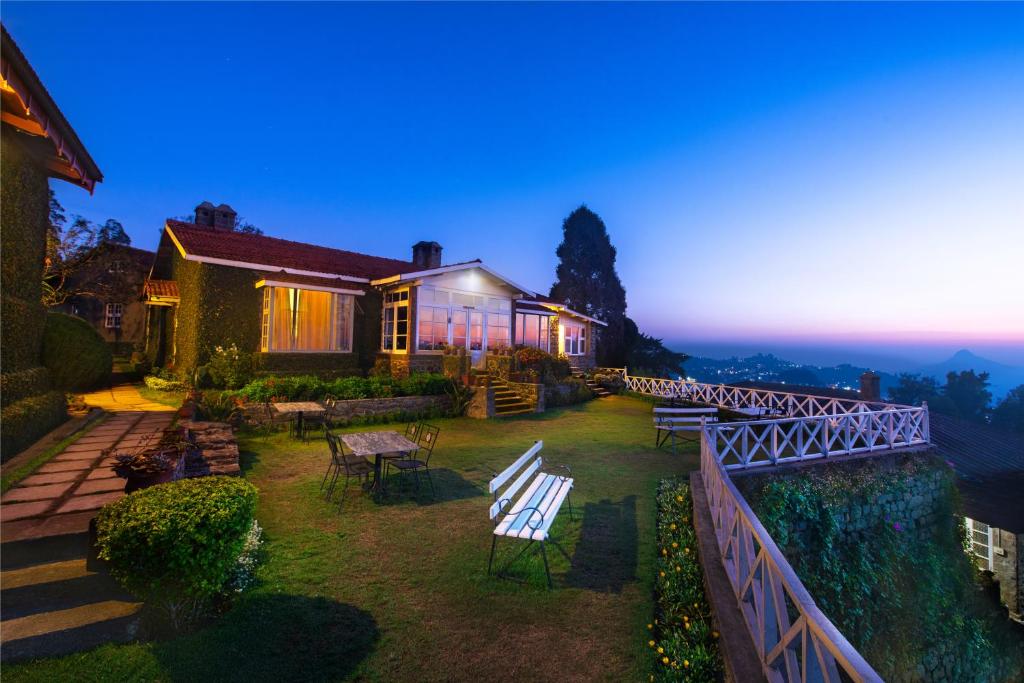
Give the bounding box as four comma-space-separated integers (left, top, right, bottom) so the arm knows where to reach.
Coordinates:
487, 535, 498, 576
567, 492, 575, 521
540, 541, 552, 590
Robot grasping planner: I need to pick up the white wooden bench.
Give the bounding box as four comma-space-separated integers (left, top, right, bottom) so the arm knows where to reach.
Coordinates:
654, 407, 719, 450
487, 440, 574, 589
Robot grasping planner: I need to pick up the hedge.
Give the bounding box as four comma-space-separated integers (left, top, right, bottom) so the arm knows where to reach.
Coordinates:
1, 391, 67, 462
96, 476, 258, 625
42, 312, 113, 390
228, 372, 454, 403
649, 479, 723, 681
0, 367, 52, 408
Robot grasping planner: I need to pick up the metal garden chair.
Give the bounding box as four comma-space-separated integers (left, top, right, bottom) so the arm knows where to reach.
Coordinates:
324, 431, 374, 511
385, 423, 439, 497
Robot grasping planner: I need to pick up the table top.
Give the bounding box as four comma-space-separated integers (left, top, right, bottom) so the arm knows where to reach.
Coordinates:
341, 431, 419, 457
273, 401, 325, 414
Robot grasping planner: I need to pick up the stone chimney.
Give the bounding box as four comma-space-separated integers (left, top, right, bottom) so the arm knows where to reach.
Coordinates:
194, 201, 237, 231
412, 241, 442, 269
860, 371, 881, 402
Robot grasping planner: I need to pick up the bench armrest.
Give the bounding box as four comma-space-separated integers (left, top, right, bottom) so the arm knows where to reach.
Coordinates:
517, 506, 546, 531
544, 463, 572, 479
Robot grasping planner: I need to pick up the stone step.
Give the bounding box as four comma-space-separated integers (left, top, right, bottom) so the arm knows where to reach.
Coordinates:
495, 403, 532, 414
495, 407, 534, 417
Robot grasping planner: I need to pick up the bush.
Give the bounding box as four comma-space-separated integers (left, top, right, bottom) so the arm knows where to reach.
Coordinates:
546, 377, 592, 407
196, 392, 242, 423
95, 476, 258, 629
0, 390, 67, 461
593, 371, 625, 394
650, 480, 723, 681
0, 367, 51, 408
41, 312, 112, 390
229, 373, 454, 404
144, 374, 188, 393
515, 346, 572, 383
207, 344, 255, 389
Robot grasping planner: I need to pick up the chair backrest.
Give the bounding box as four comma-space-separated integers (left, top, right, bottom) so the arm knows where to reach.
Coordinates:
405, 422, 421, 442
488, 440, 543, 521
416, 424, 440, 463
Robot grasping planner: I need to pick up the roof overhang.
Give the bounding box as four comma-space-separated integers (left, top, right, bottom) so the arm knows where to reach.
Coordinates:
514, 301, 557, 316
515, 299, 607, 326
142, 278, 180, 306
371, 261, 537, 298
164, 223, 371, 284
255, 277, 366, 296
1, 25, 103, 193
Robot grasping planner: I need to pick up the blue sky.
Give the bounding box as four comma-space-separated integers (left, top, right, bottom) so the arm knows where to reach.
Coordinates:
5, 2, 1023, 361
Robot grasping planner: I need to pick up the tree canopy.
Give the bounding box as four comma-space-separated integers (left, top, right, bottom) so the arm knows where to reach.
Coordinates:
623, 317, 688, 378
992, 385, 1024, 434
549, 205, 627, 365
887, 370, 993, 423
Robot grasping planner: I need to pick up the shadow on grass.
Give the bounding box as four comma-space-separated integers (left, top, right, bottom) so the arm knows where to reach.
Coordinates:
375, 467, 484, 506
153, 593, 377, 681
564, 496, 638, 593
238, 448, 261, 476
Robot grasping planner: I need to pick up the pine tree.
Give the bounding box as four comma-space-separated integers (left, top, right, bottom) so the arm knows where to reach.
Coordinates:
549, 205, 627, 365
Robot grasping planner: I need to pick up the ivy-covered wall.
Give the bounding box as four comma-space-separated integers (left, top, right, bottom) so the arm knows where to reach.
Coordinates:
1, 128, 67, 460
738, 453, 1024, 683
151, 241, 383, 379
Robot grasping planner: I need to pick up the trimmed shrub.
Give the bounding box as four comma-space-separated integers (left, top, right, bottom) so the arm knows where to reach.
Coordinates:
592, 371, 625, 394
515, 346, 572, 383
144, 374, 188, 392
229, 373, 454, 404
546, 377, 593, 407
0, 367, 51, 408
41, 312, 112, 391
95, 476, 258, 628
207, 344, 255, 389
0, 390, 67, 461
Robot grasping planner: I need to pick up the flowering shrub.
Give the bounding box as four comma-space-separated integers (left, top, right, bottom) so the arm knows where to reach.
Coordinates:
649, 479, 723, 681
226, 519, 263, 593
207, 344, 255, 389
513, 347, 572, 383
144, 374, 188, 392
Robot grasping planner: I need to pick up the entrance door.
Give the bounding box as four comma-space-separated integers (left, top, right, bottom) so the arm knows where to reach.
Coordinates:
451, 308, 487, 368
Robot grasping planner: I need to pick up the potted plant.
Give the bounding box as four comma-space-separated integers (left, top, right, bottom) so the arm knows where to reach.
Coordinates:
112, 427, 191, 493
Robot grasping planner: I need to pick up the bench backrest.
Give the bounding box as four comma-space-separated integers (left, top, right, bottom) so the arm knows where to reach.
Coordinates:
488, 440, 543, 521
654, 407, 718, 428
653, 407, 718, 415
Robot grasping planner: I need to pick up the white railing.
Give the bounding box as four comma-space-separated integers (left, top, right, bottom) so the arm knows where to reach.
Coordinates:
701, 437, 883, 682
624, 373, 903, 417
705, 407, 929, 470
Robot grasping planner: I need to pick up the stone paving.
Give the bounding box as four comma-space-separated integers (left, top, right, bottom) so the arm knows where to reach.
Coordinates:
1, 384, 177, 661
1, 411, 174, 542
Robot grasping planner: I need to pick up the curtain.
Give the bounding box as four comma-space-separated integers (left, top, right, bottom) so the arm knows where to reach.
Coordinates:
296, 290, 333, 351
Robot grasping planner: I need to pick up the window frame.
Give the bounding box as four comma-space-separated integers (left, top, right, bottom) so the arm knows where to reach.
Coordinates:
965, 517, 995, 571
260, 286, 355, 354
514, 312, 551, 352
104, 302, 123, 329
381, 288, 410, 354
562, 320, 587, 356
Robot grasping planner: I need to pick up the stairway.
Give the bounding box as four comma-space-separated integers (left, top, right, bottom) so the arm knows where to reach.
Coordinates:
573, 370, 611, 398
478, 374, 534, 416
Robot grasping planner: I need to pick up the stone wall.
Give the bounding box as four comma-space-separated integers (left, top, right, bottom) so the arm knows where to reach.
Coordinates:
507, 381, 544, 412
467, 386, 494, 419
375, 353, 443, 379
991, 529, 1022, 621
242, 394, 450, 425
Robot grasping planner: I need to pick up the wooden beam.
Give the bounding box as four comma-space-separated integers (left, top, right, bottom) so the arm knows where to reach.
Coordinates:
1, 109, 45, 136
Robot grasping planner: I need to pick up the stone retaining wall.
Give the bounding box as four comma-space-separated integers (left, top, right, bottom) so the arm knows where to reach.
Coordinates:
507, 381, 544, 412
241, 394, 450, 425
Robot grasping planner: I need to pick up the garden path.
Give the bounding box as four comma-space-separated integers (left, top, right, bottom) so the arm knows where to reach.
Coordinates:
79, 382, 173, 412
0, 401, 175, 661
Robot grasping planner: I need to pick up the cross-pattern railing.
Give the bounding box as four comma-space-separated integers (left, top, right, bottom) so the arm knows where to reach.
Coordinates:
700, 438, 883, 682
624, 374, 897, 417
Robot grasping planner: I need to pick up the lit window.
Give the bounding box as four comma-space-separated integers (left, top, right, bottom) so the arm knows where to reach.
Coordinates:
486, 313, 510, 351
105, 303, 123, 329
515, 312, 550, 351
417, 305, 450, 351
382, 289, 409, 352
965, 517, 994, 571
563, 320, 586, 356
260, 287, 354, 352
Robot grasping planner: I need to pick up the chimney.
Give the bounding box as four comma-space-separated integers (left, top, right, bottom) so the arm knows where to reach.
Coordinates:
193, 201, 237, 231
860, 371, 881, 402
412, 241, 442, 269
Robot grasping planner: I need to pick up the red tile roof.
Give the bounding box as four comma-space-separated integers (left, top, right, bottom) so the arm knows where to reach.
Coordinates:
143, 279, 179, 298
165, 220, 420, 280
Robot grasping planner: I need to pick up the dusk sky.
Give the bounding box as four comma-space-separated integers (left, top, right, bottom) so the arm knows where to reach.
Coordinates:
5, 2, 1023, 363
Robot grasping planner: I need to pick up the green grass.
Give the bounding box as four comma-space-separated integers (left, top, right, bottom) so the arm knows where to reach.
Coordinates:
136, 385, 186, 408
1, 415, 108, 494
5, 396, 699, 681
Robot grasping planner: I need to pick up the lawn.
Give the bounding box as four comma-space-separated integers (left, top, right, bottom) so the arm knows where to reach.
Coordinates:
6, 395, 699, 682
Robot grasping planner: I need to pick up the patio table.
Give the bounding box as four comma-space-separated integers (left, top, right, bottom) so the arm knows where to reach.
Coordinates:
273, 401, 326, 439
340, 431, 419, 495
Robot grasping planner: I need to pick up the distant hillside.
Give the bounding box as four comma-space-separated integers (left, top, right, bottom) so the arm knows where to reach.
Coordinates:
684, 353, 897, 394
917, 349, 1024, 399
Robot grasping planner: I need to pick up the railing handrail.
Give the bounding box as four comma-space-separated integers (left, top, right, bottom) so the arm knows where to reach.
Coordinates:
622, 371, 917, 413
700, 436, 883, 682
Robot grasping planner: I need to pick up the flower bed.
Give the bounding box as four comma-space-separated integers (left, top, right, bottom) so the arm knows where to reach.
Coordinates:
649, 479, 723, 681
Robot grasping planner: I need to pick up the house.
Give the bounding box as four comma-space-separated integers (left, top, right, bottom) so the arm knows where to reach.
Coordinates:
142, 203, 604, 379
930, 414, 1024, 623
1, 23, 103, 458
53, 242, 154, 356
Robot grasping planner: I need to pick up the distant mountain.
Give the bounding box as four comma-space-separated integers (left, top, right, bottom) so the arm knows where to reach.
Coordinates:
684, 353, 898, 394
917, 349, 1024, 399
